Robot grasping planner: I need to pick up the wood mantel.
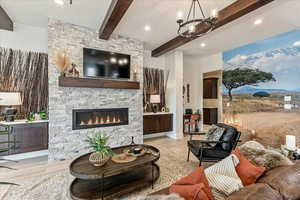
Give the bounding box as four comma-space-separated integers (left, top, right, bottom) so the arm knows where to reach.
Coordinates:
58, 76, 140, 90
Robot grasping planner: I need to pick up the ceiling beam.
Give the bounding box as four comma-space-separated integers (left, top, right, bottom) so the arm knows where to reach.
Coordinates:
152, 0, 275, 57
99, 0, 134, 40
0, 6, 13, 31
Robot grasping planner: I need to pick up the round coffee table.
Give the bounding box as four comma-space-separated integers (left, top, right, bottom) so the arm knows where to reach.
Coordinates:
69, 144, 160, 200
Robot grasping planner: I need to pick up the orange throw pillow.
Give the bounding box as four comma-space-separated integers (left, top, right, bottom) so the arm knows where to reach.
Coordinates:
232, 149, 266, 186
170, 184, 209, 200
169, 167, 214, 200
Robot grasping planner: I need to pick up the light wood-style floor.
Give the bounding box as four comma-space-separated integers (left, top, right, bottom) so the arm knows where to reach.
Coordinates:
0, 135, 203, 184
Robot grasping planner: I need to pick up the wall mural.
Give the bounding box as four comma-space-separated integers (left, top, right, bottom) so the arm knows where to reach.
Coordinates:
222, 29, 300, 148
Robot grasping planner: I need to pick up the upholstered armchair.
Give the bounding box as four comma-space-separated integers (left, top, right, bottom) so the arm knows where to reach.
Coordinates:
187, 123, 241, 166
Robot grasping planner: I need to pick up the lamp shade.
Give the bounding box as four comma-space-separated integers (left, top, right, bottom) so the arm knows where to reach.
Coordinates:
286, 135, 296, 150
150, 95, 161, 104
0, 92, 22, 106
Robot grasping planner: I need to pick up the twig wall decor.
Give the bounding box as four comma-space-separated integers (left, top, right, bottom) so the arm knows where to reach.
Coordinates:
0, 47, 48, 118
143, 68, 166, 112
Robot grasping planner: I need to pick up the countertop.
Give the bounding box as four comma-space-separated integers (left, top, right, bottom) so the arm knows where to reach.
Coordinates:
0, 119, 49, 126
143, 112, 172, 116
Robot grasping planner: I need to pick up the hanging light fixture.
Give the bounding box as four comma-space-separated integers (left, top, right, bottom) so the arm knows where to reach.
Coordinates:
177, 0, 218, 38
54, 0, 72, 5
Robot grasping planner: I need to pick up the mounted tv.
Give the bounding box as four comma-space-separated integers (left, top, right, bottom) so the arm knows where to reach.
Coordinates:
83, 48, 131, 79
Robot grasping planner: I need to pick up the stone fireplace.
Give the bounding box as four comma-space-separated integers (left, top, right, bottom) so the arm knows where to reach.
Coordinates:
72, 108, 129, 130
48, 19, 143, 161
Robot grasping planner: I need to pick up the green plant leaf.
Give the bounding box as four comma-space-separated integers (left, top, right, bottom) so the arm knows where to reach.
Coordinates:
0, 182, 19, 186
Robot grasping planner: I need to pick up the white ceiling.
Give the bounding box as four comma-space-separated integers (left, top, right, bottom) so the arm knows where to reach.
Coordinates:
1, 0, 300, 57
114, 0, 235, 49
179, 0, 300, 56
0, 0, 112, 30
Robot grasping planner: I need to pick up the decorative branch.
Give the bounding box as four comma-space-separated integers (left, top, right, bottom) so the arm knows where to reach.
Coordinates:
0, 47, 48, 118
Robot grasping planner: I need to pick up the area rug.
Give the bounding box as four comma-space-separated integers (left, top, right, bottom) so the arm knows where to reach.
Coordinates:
0, 148, 201, 200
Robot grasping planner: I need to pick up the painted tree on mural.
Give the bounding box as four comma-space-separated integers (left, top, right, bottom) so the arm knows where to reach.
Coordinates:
223, 68, 275, 101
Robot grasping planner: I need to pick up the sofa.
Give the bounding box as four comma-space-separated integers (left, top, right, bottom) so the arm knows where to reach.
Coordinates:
150, 161, 300, 200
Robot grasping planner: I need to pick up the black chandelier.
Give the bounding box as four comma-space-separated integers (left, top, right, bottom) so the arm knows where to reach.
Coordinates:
177, 0, 218, 38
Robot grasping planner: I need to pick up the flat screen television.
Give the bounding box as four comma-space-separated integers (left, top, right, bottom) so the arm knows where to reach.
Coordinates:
83, 48, 131, 79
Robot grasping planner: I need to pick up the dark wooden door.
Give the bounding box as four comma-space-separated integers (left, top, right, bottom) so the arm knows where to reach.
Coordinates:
143, 116, 160, 135
11, 122, 48, 155
203, 78, 218, 99
158, 114, 173, 132
203, 108, 218, 125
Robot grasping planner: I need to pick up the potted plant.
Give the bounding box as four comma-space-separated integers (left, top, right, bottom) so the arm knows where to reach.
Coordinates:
86, 132, 114, 167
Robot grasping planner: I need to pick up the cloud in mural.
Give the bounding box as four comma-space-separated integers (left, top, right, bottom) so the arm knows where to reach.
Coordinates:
293, 41, 300, 46
225, 47, 300, 73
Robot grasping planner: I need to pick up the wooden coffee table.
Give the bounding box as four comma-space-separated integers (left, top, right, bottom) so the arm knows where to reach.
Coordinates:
69, 144, 160, 200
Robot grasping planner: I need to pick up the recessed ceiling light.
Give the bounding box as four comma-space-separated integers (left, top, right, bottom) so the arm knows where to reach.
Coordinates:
144, 25, 151, 31
254, 19, 263, 25
200, 43, 206, 47
54, 0, 65, 5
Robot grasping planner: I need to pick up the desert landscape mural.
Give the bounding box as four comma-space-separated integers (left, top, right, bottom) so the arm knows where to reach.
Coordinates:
222, 29, 300, 148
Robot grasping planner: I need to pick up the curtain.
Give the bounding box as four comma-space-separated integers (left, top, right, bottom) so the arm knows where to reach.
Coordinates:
0, 47, 48, 119
143, 68, 165, 112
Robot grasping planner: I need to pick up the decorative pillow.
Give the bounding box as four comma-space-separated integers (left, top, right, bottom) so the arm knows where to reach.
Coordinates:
170, 184, 209, 200
134, 194, 184, 200
239, 141, 293, 170
205, 125, 225, 147
170, 167, 214, 200
232, 149, 266, 186
205, 155, 243, 197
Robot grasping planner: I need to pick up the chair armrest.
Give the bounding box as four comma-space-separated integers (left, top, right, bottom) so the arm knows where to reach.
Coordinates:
188, 132, 206, 136
197, 140, 227, 144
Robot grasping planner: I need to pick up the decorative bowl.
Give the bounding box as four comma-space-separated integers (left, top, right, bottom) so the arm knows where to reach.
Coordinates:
89, 152, 110, 167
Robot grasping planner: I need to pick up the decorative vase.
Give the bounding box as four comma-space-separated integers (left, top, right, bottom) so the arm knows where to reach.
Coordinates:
89, 152, 110, 167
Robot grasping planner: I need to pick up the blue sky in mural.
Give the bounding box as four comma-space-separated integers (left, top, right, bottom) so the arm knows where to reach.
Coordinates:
223, 29, 300, 91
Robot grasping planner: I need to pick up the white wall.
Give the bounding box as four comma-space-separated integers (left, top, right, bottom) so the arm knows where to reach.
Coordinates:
0, 23, 48, 53
183, 53, 223, 129
165, 51, 184, 139
143, 50, 166, 69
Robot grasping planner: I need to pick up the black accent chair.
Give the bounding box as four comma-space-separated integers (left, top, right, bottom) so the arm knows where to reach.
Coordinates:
187, 123, 241, 166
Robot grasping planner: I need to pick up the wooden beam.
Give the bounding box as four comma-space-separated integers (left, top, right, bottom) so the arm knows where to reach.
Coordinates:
0, 6, 13, 31
152, 0, 275, 57
99, 0, 134, 40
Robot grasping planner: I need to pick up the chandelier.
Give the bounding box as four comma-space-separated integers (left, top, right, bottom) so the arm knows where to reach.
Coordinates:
177, 0, 218, 38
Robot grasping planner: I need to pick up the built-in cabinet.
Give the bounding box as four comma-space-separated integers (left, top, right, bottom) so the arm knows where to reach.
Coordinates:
143, 113, 173, 135
203, 78, 218, 99
203, 76, 219, 125
0, 121, 48, 156
203, 108, 218, 125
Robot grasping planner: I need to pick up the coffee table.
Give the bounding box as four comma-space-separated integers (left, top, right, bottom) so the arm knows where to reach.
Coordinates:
69, 144, 160, 200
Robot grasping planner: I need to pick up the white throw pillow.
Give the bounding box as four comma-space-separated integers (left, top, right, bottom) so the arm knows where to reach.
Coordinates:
205, 155, 243, 199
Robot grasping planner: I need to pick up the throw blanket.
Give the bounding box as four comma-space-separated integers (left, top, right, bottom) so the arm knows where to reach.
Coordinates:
205, 155, 243, 199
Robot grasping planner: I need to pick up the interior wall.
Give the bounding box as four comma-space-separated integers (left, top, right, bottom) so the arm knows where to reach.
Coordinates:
183, 53, 223, 130
143, 50, 165, 69
0, 23, 48, 53
166, 51, 183, 139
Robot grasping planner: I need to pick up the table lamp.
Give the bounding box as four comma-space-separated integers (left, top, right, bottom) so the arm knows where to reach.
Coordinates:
0, 92, 22, 122
150, 95, 160, 113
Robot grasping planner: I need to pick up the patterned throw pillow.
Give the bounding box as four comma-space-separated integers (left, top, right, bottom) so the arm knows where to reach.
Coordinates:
205, 125, 226, 147
205, 155, 244, 199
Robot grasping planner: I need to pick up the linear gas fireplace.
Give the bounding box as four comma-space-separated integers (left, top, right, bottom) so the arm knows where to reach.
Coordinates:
72, 108, 128, 130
